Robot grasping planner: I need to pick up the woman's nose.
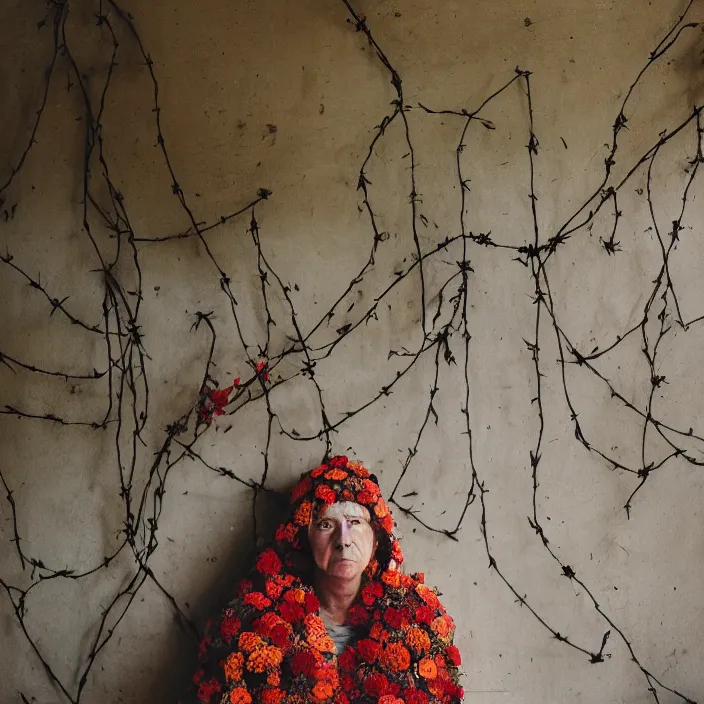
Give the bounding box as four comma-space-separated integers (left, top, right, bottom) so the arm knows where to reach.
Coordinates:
336, 520, 352, 547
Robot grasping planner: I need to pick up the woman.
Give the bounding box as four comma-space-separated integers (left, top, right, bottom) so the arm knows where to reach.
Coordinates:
183, 456, 464, 704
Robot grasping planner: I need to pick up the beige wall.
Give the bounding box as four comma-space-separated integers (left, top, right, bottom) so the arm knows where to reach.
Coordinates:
1, 0, 703, 702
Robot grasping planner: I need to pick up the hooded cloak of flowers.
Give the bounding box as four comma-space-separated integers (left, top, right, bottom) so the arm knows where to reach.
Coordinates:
181, 456, 464, 704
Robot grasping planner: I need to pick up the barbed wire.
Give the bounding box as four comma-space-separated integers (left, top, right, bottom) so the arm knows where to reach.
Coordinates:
0, 0, 702, 702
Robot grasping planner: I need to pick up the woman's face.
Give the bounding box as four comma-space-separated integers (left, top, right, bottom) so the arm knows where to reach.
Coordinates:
308, 501, 376, 581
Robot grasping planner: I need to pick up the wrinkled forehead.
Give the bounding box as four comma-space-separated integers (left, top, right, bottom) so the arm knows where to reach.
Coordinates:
316, 501, 371, 522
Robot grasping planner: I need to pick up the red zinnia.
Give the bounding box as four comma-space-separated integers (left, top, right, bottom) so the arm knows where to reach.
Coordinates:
269, 624, 290, 649
399, 606, 412, 621
304, 591, 320, 614
274, 522, 298, 543
447, 682, 465, 699
383, 607, 404, 630
363, 673, 390, 697
355, 490, 376, 505
196, 677, 222, 703
290, 650, 317, 677
357, 638, 382, 663
340, 673, 357, 694
415, 605, 434, 625
338, 648, 357, 671
403, 687, 430, 704
256, 548, 282, 576
439, 678, 464, 699
291, 476, 312, 502
220, 613, 241, 644
315, 485, 337, 504
260, 689, 283, 704
279, 600, 305, 623
347, 604, 370, 626
361, 582, 383, 605
311, 464, 327, 478
334, 691, 350, 704
445, 644, 462, 667
329, 455, 349, 467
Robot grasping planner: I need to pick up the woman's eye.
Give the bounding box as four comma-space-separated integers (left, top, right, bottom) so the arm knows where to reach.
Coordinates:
318, 521, 332, 530
349, 519, 361, 525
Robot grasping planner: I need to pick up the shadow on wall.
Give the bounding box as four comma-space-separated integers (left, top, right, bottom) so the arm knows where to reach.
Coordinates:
128, 488, 291, 704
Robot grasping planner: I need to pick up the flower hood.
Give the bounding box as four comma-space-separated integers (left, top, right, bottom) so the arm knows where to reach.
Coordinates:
273, 455, 403, 580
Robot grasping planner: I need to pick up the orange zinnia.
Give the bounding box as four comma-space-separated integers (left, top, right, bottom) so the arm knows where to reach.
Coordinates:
265, 580, 284, 600
369, 622, 389, 642
229, 687, 252, 704
399, 573, 414, 588
382, 570, 401, 588
416, 584, 440, 609
238, 632, 264, 653
304, 614, 336, 653
304, 614, 327, 637
259, 611, 281, 630
310, 633, 336, 653
244, 592, 271, 610
418, 657, 438, 679
312, 681, 334, 701
431, 615, 451, 638
276, 573, 295, 587
311, 464, 327, 477
380, 641, 411, 672
247, 645, 283, 673
374, 500, 390, 518
324, 468, 348, 480
223, 652, 244, 682
294, 501, 313, 526
406, 627, 431, 654
347, 460, 369, 477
